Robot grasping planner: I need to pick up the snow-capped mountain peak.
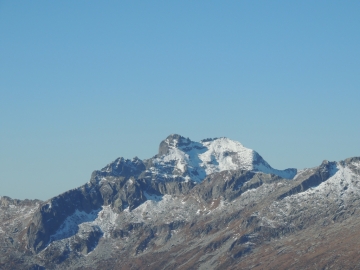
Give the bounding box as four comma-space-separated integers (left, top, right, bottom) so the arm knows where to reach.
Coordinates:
147, 134, 297, 182
12, 135, 360, 269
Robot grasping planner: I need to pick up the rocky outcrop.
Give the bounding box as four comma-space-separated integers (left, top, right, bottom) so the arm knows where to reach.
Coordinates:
158, 134, 194, 156
194, 170, 282, 203
277, 160, 338, 200
70, 226, 103, 255
26, 185, 103, 253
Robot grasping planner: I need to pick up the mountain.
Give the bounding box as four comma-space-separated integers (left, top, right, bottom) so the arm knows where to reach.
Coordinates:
1, 134, 360, 270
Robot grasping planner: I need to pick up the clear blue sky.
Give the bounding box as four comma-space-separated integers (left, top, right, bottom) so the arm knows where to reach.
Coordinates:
1, 1, 359, 200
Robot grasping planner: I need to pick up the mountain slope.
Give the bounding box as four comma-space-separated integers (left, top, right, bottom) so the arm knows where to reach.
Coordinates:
0, 135, 359, 270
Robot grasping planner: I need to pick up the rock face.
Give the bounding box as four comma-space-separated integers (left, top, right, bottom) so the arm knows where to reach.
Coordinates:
0, 135, 360, 269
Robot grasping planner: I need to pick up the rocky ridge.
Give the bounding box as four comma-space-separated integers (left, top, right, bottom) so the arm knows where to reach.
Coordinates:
0, 134, 359, 269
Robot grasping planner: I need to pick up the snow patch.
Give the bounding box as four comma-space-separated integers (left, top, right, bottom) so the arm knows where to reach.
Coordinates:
91, 205, 118, 238
49, 206, 119, 244
50, 209, 99, 242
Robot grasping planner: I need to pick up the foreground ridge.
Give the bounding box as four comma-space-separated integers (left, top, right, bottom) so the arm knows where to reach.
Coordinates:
1, 135, 359, 270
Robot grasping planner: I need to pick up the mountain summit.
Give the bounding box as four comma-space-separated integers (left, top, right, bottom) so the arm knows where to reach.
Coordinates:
153, 134, 297, 181
99, 134, 296, 184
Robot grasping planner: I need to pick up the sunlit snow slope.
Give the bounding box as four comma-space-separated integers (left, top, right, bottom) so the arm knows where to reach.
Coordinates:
145, 134, 297, 182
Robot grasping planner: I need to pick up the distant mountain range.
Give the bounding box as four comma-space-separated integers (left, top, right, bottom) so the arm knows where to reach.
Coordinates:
1, 134, 360, 269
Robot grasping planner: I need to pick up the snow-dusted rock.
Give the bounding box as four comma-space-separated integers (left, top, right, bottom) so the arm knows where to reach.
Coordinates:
1, 135, 359, 269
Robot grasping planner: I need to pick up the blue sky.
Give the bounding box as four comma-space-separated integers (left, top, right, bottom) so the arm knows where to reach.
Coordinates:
1, 1, 359, 200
